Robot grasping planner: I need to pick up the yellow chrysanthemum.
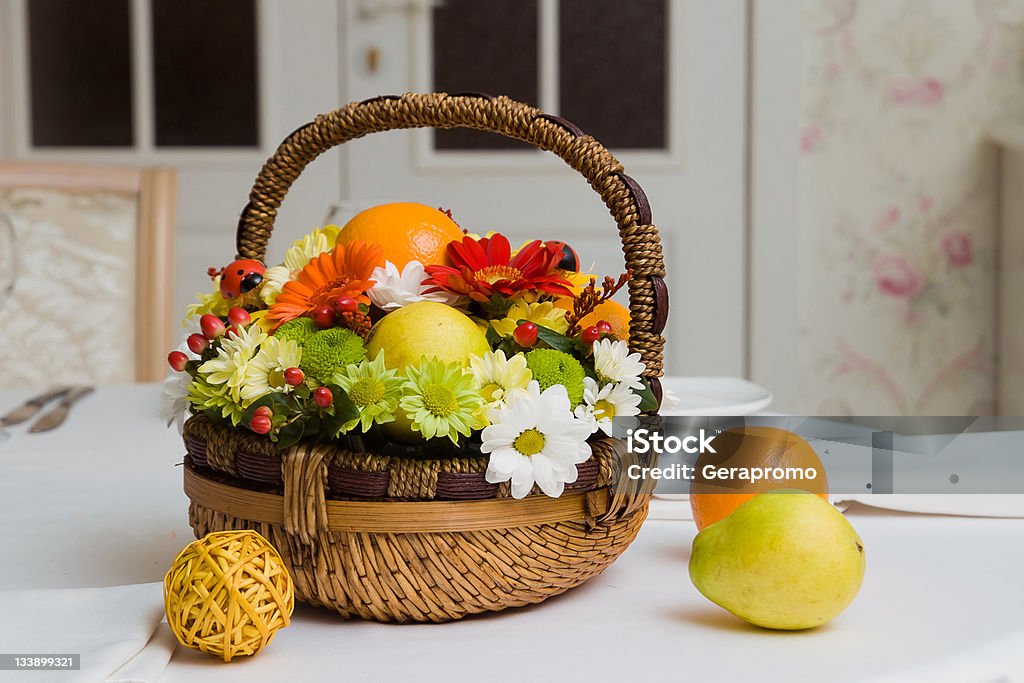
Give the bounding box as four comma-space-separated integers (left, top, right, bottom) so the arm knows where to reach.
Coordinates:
183, 276, 231, 325
240, 336, 303, 403
259, 265, 291, 307
198, 325, 267, 403
187, 374, 247, 426
284, 225, 342, 272
466, 350, 532, 410
249, 309, 273, 333
490, 301, 569, 337
561, 269, 597, 294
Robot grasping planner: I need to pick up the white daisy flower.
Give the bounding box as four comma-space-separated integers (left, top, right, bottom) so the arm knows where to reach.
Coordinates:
367, 260, 465, 311
240, 335, 302, 402
592, 338, 645, 390
574, 377, 641, 437
482, 381, 593, 499
466, 350, 532, 409
198, 324, 267, 402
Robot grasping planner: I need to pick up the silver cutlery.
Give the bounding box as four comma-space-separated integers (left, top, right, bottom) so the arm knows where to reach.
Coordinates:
0, 386, 72, 427
28, 386, 95, 433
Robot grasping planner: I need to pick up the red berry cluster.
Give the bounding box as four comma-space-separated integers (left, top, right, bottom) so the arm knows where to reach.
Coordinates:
510, 318, 613, 349
244, 366, 307, 436
248, 405, 273, 434
167, 307, 252, 372
309, 296, 372, 339
580, 320, 613, 345
312, 296, 359, 329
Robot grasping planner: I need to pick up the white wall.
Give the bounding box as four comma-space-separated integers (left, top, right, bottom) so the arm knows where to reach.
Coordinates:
0, 1, 14, 158
749, 0, 803, 413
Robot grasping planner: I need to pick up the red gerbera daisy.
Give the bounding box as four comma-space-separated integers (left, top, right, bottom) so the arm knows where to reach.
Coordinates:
423, 233, 574, 303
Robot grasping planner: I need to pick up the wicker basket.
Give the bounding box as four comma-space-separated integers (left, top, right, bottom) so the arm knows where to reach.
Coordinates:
182, 92, 669, 623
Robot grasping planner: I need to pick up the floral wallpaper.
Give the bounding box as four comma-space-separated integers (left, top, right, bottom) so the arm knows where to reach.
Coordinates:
799, 0, 1024, 414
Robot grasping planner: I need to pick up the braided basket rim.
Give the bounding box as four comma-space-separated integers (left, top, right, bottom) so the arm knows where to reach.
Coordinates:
183, 413, 621, 502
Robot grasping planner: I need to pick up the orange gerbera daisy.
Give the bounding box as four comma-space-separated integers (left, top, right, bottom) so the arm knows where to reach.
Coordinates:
266, 240, 382, 329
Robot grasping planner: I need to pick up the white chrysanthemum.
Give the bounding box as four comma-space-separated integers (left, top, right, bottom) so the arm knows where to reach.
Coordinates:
368, 260, 465, 311
574, 377, 641, 437
198, 324, 267, 402
259, 265, 291, 306
482, 381, 592, 499
160, 323, 202, 433
161, 370, 191, 434
592, 338, 645, 390
240, 335, 302, 402
467, 350, 532, 409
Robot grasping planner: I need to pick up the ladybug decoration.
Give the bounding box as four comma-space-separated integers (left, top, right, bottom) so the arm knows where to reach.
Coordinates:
217, 259, 266, 300
544, 240, 580, 272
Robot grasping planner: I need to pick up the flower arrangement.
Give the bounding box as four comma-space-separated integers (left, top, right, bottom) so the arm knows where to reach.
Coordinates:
164, 203, 656, 499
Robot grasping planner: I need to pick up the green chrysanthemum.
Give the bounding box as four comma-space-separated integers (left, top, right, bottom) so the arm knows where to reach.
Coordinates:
274, 317, 318, 346
399, 358, 486, 445
525, 348, 586, 407
332, 350, 404, 433
187, 374, 246, 426
300, 327, 366, 384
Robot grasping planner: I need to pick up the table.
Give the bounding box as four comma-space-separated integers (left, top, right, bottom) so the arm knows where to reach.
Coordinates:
2, 385, 1022, 682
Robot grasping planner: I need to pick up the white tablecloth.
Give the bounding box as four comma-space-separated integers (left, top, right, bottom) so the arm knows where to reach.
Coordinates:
1, 385, 1022, 682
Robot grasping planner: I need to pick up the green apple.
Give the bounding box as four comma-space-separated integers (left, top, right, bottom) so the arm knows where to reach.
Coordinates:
689, 490, 865, 630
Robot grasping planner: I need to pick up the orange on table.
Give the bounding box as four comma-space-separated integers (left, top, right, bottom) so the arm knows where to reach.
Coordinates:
554, 298, 630, 341
690, 426, 829, 530
336, 202, 463, 270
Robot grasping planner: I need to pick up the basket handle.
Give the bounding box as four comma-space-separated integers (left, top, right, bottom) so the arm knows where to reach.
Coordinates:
235, 92, 668, 394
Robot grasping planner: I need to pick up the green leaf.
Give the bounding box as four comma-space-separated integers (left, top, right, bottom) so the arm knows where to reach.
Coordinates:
485, 324, 502, 347
479, 294, 513, 319
635, 378, 659, 412
321, 384, 359, 438
241, 392, 291, 424
495, 336, 519, 358
534, 325, 580, 355
275, 418, 309, 450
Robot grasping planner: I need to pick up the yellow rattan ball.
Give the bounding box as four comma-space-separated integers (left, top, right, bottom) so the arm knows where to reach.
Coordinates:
163, 530, 294, 662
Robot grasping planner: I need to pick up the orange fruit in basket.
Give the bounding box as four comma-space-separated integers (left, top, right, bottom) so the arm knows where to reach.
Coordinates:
336, 203, 463, 270
553, 298, 630, 341
690, 427, 828, 530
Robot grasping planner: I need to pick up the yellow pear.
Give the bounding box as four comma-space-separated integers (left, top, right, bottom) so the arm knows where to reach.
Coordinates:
689, 490, 865, 630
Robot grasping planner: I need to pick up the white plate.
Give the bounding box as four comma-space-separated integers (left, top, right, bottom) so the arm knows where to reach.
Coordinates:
658, 376, 772, 416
